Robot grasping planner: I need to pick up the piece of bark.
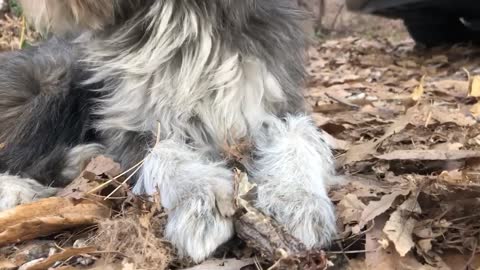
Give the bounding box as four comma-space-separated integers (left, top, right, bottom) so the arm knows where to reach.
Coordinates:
233, 172, 327, 270
235, 209, 327, 270
0, 197, 110, 246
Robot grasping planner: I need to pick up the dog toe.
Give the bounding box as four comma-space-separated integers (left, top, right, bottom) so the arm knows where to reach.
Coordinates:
165, 197, 234, 262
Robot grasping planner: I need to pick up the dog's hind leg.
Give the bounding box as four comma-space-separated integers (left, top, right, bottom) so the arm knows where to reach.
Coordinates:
0, 38, 101, 186
133, 139, 235, 263
0, 174, 58, 211
0, 143, 102, 212
250, 114, 338, 248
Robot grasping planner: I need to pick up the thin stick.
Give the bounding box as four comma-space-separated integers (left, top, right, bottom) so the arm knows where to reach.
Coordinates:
87, 159, 145, 194
325, 92, 360, 110
104, 160, 144, 200
19, 16, 26, 49
330, 4, 345, 30
89, 122, 160, 196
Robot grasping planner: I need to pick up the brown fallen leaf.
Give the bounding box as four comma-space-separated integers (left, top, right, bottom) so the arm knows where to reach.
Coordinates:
431, 108, 476, 127
359, 190, 409, 228
58, 156, 122, 199
366, 215, 437, 270
0, 198, 110, 246
343, 108, 412, 165
365, 215, 396, 270
383, 210, 416, 257
377, 150, 480, 161
320, 130, 350, 151
430, 79, 468, 98
337, 194, 366, 225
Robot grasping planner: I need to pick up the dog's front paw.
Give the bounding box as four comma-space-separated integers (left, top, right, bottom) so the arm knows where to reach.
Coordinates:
166, 196, 234, 262
256, 186, 337, 248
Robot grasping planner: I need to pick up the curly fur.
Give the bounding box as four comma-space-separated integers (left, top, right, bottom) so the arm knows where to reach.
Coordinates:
0, 0, 338, 263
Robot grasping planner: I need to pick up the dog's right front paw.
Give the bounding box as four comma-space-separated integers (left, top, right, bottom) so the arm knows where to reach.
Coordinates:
165, 196, 234, 262
256, 185, 337, 248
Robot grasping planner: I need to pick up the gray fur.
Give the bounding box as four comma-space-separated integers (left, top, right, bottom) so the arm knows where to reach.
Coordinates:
0, 38, 99, 186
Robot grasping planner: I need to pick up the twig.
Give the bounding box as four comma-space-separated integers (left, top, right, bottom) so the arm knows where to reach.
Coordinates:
325, 92, 360, 110
330, 4, 345, 30
87, 159, 145, 194
104, 162, 144, 200
19, 15, 25, 49
464, 239, 478, 270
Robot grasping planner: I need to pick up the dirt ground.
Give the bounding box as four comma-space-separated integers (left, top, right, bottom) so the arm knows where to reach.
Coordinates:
1, 2, 480, 270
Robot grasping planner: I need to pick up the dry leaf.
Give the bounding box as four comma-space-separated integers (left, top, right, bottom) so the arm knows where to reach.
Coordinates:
411, 75, 425, 102
383, 210, 416, 257
365, 216, 396, 270
469, 76, 480, 97
338, 194, 366, 225
57, 156, 122, 199
343, 109, 413, 165
430, 79, 468, 98
397, 195, 421, 214
359, 190, 409, 228
431, 108, 476, 126
234, 171, 256, 212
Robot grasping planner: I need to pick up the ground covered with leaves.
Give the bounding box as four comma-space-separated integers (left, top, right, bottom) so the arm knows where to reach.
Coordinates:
309, 37, 480, 269
1, 6, 480, 270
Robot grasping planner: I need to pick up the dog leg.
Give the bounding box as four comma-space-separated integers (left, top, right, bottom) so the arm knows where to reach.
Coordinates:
133, 139, 235, 262
250, 115, 338, 248
61, 143, 105, 181
0, 174, 58, 211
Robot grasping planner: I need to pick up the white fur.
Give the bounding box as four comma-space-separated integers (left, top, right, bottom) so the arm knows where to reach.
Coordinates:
250, 115, 337, 247
0, 174, 58, 211
0, 0, 7, 12
133, 139, 235, 262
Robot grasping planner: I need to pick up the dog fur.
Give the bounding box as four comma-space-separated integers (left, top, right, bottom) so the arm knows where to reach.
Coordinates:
0, 0, 338, 262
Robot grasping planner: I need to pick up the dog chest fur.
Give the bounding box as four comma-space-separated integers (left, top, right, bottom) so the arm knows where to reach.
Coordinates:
80, 0, 306, 149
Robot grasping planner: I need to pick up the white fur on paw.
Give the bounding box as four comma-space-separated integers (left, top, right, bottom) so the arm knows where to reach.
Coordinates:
0, 174, 58, 211
166, 197, 234, 262
251, 115, 338, 247
256, 186, 337, 248
134, 139, 236, 262
215, 192, 235, 218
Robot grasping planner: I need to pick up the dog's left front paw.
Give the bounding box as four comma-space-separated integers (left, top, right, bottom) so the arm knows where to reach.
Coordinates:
165, 195, 234, 263
256, 186, 337, 248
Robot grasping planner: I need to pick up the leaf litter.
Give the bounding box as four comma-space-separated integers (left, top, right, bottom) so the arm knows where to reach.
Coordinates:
2, 8, 480, 270
311, 37, 480, 269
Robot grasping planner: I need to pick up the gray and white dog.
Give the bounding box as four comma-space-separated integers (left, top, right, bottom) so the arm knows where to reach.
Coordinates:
0, 0, 337, 262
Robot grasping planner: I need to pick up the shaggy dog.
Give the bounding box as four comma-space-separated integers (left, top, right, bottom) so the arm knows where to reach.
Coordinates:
0, 0, 337, 262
